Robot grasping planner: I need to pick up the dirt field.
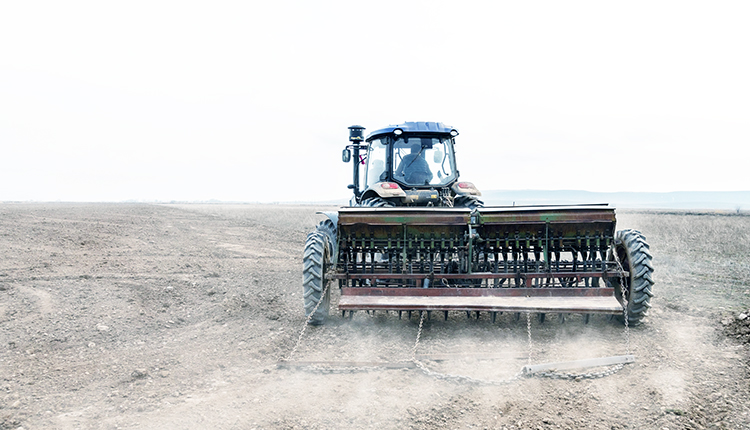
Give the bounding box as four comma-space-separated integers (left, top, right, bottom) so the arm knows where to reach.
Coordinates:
1, 203, 749, 430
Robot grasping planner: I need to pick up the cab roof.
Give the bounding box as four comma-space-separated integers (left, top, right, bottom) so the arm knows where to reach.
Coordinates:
366, 121, 456, 141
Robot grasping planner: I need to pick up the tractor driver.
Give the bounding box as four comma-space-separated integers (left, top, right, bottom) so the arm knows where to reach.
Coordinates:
395, 143, 433, 185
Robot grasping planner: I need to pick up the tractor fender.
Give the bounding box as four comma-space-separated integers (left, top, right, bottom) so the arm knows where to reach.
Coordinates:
451, 181, 482, 196
316, 211, 339, 263
361, 182, 407, 202
317, 211, 339, 229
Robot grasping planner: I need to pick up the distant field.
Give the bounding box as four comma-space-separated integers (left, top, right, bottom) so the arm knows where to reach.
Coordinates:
480, 190, 750, 210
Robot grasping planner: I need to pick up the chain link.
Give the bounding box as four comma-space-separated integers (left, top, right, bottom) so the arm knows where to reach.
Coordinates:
284, 280, 330, 362
533, 364, 625, 380
623, 298, 631, 355
413, 359, 526, 385
610, 246, 631, 355
533, 245, 633, 380
302, 364, 395, 374
526, 311, 533, 366
412, 310, 426, 361
409, 310, 527, 385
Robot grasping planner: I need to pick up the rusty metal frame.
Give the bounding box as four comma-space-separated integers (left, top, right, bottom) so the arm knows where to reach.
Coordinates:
337, 291, 624, 314
332, 205, 624, 314
340, 287, 616, 297
330, 271, 623, 281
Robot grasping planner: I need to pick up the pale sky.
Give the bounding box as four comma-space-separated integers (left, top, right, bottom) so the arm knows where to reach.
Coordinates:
1, 1, 748, 202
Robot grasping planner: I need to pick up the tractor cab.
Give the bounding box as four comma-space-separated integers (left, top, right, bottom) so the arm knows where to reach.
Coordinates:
369, 134, 457, 187
343, 122, 481, 207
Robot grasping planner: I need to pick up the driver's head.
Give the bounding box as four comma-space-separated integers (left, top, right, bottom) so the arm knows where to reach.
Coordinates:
410, 144, 421, 154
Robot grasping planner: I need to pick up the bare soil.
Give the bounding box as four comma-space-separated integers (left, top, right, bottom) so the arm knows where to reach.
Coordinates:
1, 203, 749, 430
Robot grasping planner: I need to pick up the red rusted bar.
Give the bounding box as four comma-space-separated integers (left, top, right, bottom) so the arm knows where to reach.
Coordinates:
338, 207, 471, 226
478, 206, 616, 225
337, 294, 623, 314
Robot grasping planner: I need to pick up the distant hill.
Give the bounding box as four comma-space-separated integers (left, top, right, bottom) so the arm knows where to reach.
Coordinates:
480, 190, 750, 210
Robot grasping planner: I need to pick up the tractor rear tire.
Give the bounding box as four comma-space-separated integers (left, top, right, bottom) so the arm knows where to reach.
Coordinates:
610, 229, 654, 326
360, 197, 396, 207
302, 230, 332, 325
316, 218, 337, 249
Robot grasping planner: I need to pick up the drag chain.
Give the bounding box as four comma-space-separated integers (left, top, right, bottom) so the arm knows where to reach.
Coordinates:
532, 364, 625, 380
612, 250, 632, 355
284, 280, 331, 362
411, 310, 628, 384
299, 363, 400, 375
411, 311, 525, 386
530, 254, 631, 381
284, 295, 631, 382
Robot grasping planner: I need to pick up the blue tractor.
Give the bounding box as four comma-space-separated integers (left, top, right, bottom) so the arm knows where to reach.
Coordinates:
301, 122, 654, 327
342, 122, 483, 209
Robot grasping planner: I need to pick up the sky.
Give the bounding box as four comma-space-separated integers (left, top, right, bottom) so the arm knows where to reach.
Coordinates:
1, 1, 748, 203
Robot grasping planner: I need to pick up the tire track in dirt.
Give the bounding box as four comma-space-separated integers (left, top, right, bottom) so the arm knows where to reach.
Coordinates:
15, 285, 55, 315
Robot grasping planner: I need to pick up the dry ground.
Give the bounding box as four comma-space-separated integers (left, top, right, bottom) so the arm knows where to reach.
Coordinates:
1, 203, 749, 430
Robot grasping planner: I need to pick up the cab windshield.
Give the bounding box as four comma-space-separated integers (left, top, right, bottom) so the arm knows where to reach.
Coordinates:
364, 135, 458, 189
364, 139, 388, 188
392, 135, 457, 186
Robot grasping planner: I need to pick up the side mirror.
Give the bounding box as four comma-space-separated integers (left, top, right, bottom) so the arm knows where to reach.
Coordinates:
342, 149, 351, 163
433, 150, 443, 163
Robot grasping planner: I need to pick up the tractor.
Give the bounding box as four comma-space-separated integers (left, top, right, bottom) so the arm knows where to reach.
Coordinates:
302, 122, 654, 326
